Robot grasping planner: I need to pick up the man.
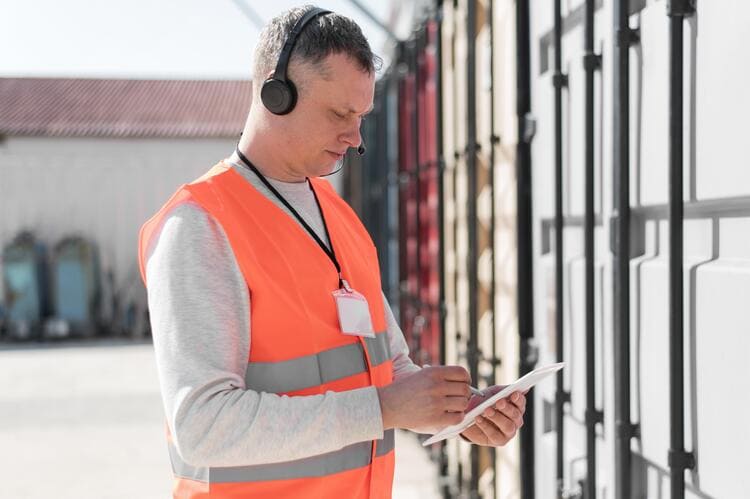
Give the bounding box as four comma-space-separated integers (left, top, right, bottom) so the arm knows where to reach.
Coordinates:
139, 6, 526, 498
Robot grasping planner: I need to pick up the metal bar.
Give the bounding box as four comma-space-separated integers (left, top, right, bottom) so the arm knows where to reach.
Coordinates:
344, 0, 400, 43
413, 32, 422, 362
466, 1, 481, 494
434, 5, 451, 497
553, 0, 566, 496
634, 195, 750, 219
584, 1, 599, 497
488, 0, 498, 492
613, 0, 635, 498
667, 2, 696, 496
516, 0, 536, 497
230, 0, 265, 31
669, 15, 686, 498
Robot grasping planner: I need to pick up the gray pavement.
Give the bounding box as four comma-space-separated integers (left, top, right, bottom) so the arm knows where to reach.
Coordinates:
0, 340, 441, 498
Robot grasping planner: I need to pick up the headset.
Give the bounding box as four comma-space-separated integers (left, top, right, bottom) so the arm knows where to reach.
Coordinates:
261, 8, 331, 116
260, 7, 365, 157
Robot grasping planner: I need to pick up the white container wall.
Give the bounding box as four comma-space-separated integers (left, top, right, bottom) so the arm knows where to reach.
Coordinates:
530, 1, 750, 498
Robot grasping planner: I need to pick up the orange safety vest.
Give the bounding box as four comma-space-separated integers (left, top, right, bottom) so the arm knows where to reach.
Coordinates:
138, 161, 395, 498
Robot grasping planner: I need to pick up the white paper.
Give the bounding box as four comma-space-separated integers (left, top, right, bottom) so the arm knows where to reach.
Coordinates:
422, 362, 566, 446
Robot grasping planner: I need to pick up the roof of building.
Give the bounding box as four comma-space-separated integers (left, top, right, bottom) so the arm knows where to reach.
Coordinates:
0, 77, 252, 138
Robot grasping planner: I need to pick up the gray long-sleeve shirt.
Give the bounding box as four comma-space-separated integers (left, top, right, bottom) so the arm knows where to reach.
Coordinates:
144, 153, 420, 467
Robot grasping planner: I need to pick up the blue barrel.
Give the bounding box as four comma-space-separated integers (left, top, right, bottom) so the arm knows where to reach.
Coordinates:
2, 232, 50, 340
46, 237, 101, 338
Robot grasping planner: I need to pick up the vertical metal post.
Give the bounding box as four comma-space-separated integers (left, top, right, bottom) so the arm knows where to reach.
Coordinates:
516, 0, 536, 497
488, 0, 499, 491
434, 5, 451, 497
613, 1, 639, 498
466, 0, 481, 495
414, 29, 423, 361
583, 1, 603, 497
667, 2, 696, 498
552, 1, 567, 497
436, 2, 446, 370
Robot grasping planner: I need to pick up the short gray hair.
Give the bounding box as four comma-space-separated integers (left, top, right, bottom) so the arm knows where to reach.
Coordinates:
253, 6, 382, 91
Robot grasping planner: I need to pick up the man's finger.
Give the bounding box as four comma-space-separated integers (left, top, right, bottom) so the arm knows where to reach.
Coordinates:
510, 391, 526, 411
496, 399, 522, 426
444, 395, 470, 412
476, 416, 506, 445
441, 366, 472, 383
443, 380, 471, 398
485, 408, 517, 436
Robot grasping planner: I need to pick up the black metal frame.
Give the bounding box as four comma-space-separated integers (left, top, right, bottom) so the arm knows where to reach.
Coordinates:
552, 1, 569, 496
516, 1, 537, 497
466, 1, 481, 494
612, 1, 640, 498
667, 2, 697, 498
488, 0, 499, 492
433, 3, 451, 498
583, 2, 604, 498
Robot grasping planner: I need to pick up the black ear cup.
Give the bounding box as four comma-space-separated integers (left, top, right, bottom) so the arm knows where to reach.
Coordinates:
259, 8, 329, 116
261, 78, 298, 115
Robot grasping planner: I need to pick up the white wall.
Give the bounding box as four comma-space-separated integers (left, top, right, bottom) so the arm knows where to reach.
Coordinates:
0, 136, 237, 327
530, 1, 750, 498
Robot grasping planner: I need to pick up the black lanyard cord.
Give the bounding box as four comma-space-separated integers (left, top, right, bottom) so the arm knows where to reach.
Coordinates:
234, 148, 346, 289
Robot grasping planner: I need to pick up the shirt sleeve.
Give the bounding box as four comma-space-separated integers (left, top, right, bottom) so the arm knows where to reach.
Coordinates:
381, 292, 422, 380
145, 201, 384, 468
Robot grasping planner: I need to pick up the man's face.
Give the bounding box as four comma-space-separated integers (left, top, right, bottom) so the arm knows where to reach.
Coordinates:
281, 52, 375, 178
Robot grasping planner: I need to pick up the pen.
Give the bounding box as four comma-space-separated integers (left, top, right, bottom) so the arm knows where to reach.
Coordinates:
469, 386, 484, 397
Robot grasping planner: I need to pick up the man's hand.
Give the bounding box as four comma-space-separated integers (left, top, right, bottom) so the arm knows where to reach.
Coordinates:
460, 387, 527, 447
377, 366, 471, 433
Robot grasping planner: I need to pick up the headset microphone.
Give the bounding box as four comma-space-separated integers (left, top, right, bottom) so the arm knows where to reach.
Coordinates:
357, 140, 366, 156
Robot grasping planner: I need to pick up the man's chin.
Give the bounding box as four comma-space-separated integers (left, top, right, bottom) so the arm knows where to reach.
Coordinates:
313, 159, 343, 178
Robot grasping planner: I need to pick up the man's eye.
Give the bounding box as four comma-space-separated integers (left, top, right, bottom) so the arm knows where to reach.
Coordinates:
333, 111, 347, 119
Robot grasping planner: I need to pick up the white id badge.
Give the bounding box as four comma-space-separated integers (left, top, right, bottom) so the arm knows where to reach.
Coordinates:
332, 282, 375, 338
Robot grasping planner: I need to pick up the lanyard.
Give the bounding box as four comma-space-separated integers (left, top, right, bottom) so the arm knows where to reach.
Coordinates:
234, 148, 351, 291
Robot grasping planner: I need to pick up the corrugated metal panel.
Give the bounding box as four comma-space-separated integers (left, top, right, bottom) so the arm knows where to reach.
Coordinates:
531, 1, 750, 498
442, 0, 475, 494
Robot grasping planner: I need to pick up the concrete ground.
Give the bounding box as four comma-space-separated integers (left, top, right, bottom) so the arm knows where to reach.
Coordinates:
0, 339, 441, 499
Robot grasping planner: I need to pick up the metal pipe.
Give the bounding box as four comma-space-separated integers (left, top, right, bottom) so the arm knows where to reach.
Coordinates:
613, 1, 638, 498
516, 0, 536, 497
434, 4, 451, 497
667, 2, 695, 497
412, 32, 422, 360
553, 1, 567, 496
230, 0, 265, 31
583, 1, 601, 497
344, 0, 400, 43
489, 0, 499, 491
466, 0, 481, 494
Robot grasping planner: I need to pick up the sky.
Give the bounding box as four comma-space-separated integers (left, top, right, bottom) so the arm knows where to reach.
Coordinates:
1, 0, 402, 80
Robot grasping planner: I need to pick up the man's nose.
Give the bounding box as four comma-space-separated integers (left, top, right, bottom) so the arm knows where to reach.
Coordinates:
341, 123, 363, 149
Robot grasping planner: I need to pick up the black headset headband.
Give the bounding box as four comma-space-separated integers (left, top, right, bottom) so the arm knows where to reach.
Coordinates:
272, 7, 332, 83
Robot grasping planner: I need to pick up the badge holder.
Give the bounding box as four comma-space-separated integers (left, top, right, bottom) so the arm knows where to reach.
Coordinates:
332, 279, 375, 338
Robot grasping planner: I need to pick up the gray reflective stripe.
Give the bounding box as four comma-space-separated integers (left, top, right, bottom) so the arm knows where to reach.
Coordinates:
363, 334, 391, 366
245, 332, 391, 393
169, 429, 395, 484
375, 428, 395, 456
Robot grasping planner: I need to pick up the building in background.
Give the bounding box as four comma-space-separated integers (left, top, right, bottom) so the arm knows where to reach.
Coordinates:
0, 77, 251, 338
